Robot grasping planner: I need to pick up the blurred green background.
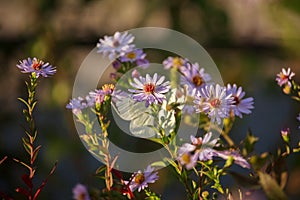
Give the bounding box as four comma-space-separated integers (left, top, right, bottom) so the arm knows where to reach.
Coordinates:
1, 0, 300, 199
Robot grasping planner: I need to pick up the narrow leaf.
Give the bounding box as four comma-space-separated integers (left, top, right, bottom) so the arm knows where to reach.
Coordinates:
110, 155, 119, 171
33, 162, 57, 200
31, 145, 42, 163
22, 174, 33, 189
0, 156, 7, 165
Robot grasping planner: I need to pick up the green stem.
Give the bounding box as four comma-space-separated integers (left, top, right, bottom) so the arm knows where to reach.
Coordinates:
97, 113, 113, 192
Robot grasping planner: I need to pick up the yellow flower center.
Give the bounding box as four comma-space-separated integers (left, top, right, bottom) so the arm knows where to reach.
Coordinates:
280, 73, 288, 80
192, 75, 204, 87
143, 83, 155, 94
166, 104, 173, 111
102, 84, 115, 93
181, 153, 191, 164
134, 173, 145, 184
126, 52, 137, 59
172, 57, 183, 68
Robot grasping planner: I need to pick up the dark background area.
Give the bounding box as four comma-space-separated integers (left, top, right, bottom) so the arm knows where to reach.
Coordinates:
1, 0, 300, 199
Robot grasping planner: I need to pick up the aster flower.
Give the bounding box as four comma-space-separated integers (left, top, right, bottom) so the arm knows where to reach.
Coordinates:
89, 84, 114, 106
177, 132, 219, 169
226, 84, 254, 118
276, 67, 295, 87
177, 152, 199, 170
180, 62, 211, 92
119, 49, 146, 63
72, 184, 91, 200
195, 84, 233, 125
163, 56, 187, 69
128, 73, 171, 107
89, 89, 105, 104
66, 95, 94, 115
215, 150, 250, 169
97, 31, 135, 60
17, 57, 56, 78
126, 165, 159, 192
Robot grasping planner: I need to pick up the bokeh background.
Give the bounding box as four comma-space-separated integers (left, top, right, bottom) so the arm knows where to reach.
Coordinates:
1, 0, 300, 199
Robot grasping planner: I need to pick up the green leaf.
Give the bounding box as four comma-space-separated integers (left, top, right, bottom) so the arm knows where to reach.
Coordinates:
242, 130, 259, 157
151, 161, 168, 168
18, 98, 30, 108
258, 172, 288, 200
32, 145, 42, 164
165, 158, 181, 175
22, 137, 31, 154
95, 165, 106, 175
191, 180, 197, 189
249, 153, 269, 171
212, 181, 224, 194
223, 156, 233, 168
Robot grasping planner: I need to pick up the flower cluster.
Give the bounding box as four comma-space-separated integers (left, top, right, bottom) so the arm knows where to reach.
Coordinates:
177, 132, 250, 170
162, 56, 253, 124
276, 68, 300, 129
66, 32, 300, 200
66, 84, 115, 115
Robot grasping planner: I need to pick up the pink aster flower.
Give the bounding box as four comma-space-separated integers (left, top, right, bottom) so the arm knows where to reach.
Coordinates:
177, 132, 219, 169
97, 31, 135, 60
276, 67, 295, 87
126, 165, 159, 192
72, 184, 90, 200
195, 84, 233, 125
226, 84, 254, 118
17, 57, 56, 78
128, 73, 170, 107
